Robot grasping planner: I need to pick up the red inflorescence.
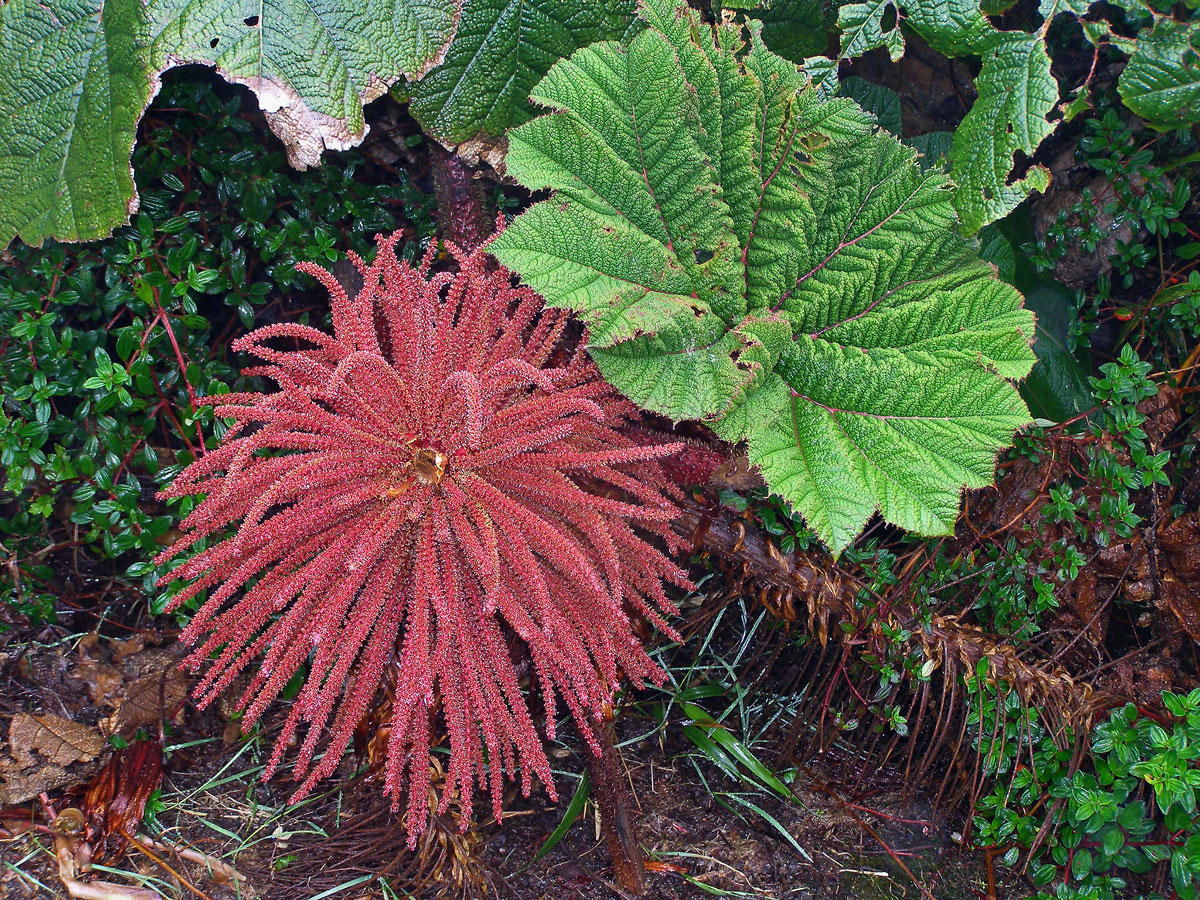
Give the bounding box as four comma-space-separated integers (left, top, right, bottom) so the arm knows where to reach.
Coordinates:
157, 231, 691, 844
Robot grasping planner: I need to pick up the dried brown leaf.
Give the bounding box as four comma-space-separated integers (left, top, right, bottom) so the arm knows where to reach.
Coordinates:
1138, 385, 1181, 451
1151, 513, 1200, 642
74, 635, 123, 708
102, 668, 187, 737
0, 758, 81, 806
9, 714, 104, 768
110, 636, 146, 664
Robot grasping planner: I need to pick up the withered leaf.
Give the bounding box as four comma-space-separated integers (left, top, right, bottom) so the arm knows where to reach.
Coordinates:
9, 714, 105, 768
83, 739, 164, 865
111, 635, 147, 663
1155, 512, 1200, 642
103, 667, 188, 737
0, 758, 81, 806
74, 634, 123, 708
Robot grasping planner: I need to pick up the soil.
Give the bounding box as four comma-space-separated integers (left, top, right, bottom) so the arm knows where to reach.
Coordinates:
1, 614, 1009, 900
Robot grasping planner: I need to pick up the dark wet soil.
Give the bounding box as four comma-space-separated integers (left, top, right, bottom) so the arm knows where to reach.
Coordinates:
1, 618, 1010, 900
477, 719, 1001, 900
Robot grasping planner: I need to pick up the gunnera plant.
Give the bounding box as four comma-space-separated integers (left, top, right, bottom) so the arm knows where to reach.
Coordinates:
490, 0, 1037, 555
156, 231, 690, 843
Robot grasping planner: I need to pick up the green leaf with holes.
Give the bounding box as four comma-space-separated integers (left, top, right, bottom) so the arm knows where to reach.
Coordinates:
1119, 18, 1200, 129
817, 0, 1061, 233
837, 0, 904, 60
946, 31, 1055, 233
147, 0, 461, 168
410, 0, 637, 144
491, 0, 1035, 553
723, 0, 836, 64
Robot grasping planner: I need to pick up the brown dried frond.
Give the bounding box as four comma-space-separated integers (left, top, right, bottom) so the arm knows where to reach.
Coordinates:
81, 739, 164, 865
263, 780, 491, 900
919, 616, 1099, 731
675, 490, 1104, 791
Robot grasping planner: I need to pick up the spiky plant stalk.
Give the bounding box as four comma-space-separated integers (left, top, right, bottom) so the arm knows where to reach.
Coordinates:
157, 229, 690, 846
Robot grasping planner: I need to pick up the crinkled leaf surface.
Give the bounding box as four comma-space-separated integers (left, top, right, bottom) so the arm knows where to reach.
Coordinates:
0, 0, 154, 247
409, 0, 636, 144
806, 0, 1057, 233
905, 131, 953, 173
838, 76, 901, 134
724, 0, 836, 64
491, 0, 1035, 553
148, 0, 461, 167
978, 223, 1016, 284
947, 30, 1055, 233
1119, 18, 1200, 128
0, 0, 460, 247
837, 0, 904, 60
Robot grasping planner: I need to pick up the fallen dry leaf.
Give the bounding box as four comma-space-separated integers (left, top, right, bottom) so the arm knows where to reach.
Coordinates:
110, 636, 146, 664
1156, 512, 1200, 641
1138, 386, 1181, 451
101, 667, 187, 738
9, 714, 105, 768
0, 750, 100, 806
74, 635, 123, 708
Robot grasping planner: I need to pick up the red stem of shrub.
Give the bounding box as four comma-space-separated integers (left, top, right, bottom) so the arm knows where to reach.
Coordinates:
430, 145, 491, 252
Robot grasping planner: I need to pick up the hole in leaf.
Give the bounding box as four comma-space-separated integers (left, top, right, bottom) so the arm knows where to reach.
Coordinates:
694, 248, 714, 264
244, 15, 260, 26
881, 3, 898, 31
1007, 149, 1034, 184
983, 187, 995, 200
209, 37, 219, 48
1006, 122, 1014, 134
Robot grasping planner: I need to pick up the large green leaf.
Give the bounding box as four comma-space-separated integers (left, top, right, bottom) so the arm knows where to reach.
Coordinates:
148, 0, 461, 168
491, 0, 1035, 554
409, 0, 636, 144
0, 0, 154, 247
1119, 18, 1200, 129
0, 0, 460, 247
903, 0, 995, 56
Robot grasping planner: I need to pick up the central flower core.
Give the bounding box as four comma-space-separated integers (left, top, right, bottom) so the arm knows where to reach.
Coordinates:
382, 443, 450, 499
411, 446, 449, 486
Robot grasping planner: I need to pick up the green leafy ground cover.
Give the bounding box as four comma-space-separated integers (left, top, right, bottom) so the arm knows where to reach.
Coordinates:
1, 72, 434, 623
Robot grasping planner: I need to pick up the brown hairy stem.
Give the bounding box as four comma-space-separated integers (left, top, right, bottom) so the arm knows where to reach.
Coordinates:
586, 718, 647, 896
672, 489, 1101, 752
429, 145, 491, 251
